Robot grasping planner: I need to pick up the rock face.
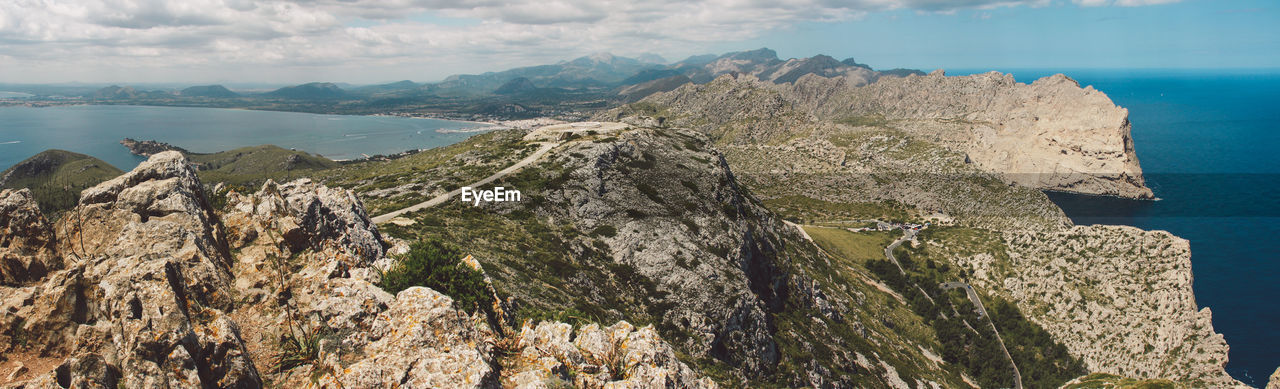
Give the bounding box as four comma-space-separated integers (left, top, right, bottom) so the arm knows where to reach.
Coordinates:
0, 189, 61, 285
955, 225, 1242, 387
506, 321, 716, 388
2, 151, 261, 387
628, 71, 1154, 199
321, 287, 497, 388
1267, 366, 1280, 389
534, 129, 795, 375
793, 71, 1153, 199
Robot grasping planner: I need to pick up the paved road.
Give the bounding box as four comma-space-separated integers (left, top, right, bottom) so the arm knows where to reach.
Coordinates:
883, 229, 917, 275
370, 141, 558, 224
941, 281, 1023, 389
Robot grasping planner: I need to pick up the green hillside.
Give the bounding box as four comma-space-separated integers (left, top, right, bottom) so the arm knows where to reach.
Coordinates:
187, 145, 340, 186
0, 149, 123, 215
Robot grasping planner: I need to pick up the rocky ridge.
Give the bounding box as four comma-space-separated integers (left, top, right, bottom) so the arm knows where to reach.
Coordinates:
0, 151, 711, 388
627, 71, 1153, 199
601, 70, 1237, 386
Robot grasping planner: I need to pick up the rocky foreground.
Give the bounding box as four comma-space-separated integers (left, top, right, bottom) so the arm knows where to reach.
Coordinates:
0, 151, 712, 388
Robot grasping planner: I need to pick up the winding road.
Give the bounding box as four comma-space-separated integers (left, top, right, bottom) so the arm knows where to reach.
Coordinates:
940, 281, 1023, 389
370, 141, 558, 224
880, 226, 1023, 389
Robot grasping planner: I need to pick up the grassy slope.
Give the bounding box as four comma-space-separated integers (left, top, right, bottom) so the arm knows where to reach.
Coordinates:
187, 145, 339, 187
0, 149, 123, 215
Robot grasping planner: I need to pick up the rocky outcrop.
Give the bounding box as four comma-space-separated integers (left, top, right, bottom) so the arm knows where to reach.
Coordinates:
953, 225, 1244, 387
791, 71, 1153, 199
1267, 366, 1280, 389
120, 138, 189, 157
318, 287, 497, 388
2, 151, 709, 388
2, 151, 261, 388
0, 189, 60, 285
506, 321, 716, 388
625, 71, 1154, 199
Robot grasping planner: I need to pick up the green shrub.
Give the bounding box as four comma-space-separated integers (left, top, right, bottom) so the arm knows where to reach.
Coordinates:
379, 239, 491, 316
590, 225, 618, 238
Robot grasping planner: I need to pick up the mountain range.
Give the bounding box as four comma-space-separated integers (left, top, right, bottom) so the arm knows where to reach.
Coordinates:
40, 49, 921, 104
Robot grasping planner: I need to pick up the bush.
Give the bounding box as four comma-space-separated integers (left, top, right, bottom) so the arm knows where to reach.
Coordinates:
590, 225, 618, 238
379, 239, 491, 316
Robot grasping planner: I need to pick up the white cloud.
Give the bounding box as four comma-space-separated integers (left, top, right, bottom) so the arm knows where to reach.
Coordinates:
0, 0, 1184, 83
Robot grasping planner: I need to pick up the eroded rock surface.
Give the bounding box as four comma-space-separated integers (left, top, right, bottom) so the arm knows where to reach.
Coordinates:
956, 225, 1243, 387
0, 189, 60, 285
2, 152, 710, 389
3, 151, 260, 388
505, 321, 716, 388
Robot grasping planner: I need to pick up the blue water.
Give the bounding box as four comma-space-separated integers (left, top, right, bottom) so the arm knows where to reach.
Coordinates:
0, 105, 489, 171
955, 69, 1280, 386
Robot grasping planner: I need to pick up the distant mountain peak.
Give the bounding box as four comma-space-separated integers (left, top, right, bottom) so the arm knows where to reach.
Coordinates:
587, 52, 617, 63
265, 82, 347, 100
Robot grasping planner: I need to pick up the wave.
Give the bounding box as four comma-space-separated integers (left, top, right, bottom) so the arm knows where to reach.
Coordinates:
0, 140, 21, 145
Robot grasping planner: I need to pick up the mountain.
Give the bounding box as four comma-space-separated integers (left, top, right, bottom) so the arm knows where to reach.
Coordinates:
179, 84, 238, 98
0, 149, 122, 214
433, 52, 667, 96
492, 77, 538, 95
616, 75, 691, 102
634, 53, 668, 64
264, 82, 347, 99
599, 67, 1242, 386
349, 80, 422, 96
91, 85, 142, 99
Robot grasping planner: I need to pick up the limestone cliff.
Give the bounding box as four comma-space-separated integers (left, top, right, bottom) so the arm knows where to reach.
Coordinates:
622, 71, 1154, 199
951, 225, 1242, 387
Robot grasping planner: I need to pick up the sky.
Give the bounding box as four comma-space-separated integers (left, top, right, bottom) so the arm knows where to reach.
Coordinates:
0, 0, 1277, 85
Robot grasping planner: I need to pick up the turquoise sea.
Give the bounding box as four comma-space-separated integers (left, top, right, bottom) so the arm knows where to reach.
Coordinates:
0, 105, 489, 171
956, 69, 1280, 386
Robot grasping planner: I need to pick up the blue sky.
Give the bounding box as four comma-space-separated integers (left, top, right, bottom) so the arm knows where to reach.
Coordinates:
750, 1, 1280, 71
0, 0, 1276, 84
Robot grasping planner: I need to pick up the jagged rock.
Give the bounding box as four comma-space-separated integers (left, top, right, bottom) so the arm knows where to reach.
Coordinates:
506, 321, 717, 389
3, 151, 261, 388
0, 189, 60, 285
1268, 366, 1280, 389
534, 129, 788, 375
320, 287, 497, 388
279, 178, 386, 265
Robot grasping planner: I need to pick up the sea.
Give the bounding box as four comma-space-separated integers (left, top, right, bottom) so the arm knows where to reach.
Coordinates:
0, 105, 490, 171
954, 68, 1280, 386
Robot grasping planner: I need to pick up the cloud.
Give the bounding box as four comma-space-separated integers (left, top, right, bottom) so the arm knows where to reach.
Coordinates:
0, 0, 1186, 82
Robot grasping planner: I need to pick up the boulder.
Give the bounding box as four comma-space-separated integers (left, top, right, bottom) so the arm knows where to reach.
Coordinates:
506, 321, 717, 388
0, 189, 60, 285
5, 151, 261, 388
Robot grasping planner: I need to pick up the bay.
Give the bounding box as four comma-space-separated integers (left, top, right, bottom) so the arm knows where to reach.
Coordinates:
0, 105, 490, 171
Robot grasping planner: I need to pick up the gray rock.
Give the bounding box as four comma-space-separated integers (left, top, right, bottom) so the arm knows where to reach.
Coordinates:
0, 188, 60, 285
322, 287, 497, 388
4, 151, 261, 388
